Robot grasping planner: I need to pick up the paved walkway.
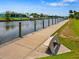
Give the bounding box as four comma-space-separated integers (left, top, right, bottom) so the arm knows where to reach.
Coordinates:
0, 20, 68, 59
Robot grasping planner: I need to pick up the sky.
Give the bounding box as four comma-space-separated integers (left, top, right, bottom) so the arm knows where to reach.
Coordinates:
0, 0, 79, 16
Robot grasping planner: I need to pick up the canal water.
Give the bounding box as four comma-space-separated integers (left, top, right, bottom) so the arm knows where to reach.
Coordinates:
0, 18, 64, 44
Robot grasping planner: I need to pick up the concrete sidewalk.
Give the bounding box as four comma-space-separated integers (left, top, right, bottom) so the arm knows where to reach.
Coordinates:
0, 20, 68, 59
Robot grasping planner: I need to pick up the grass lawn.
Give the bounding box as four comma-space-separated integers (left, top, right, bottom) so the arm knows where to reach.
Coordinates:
40, 19, 79, 59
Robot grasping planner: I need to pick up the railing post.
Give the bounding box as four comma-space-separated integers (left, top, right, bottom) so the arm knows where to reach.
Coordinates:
55, 18, 56, 24
57, 18, 58, 23
34, 20, 36, 31
43, 19, 44, 28
19, 22, 22, 38
60, 18, 61, 22
52, 18, 53, 25
48, 19, 50, 26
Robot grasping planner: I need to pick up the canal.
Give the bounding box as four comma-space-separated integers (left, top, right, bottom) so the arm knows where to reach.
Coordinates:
0, 18, 64, 44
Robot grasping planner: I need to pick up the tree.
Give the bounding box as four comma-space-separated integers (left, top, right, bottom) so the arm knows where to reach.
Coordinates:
5, 11, 11, 20
26, 13, 30, 17
69, 10, 73, 14
73, 10, 77, 18
10, 12, 16, 17
30, 13, 39, 18
74, 10, 76, 14
74, 12, 79, 19
40, 13, 44, 17
69, 10, 74, 18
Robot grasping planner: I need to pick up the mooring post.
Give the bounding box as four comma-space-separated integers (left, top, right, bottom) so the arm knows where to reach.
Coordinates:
43, 19, 44, 28
19, 22, 22, 38
34, 20, 36, 31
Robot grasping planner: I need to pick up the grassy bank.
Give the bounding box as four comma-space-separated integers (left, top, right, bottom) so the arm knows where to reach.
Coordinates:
71, 19, 79, 36
40, 19, 79, 59
0, 17, 6, 20
0, 17, 30, 21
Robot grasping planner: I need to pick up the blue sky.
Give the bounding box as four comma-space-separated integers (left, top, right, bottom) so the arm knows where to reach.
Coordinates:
0, 0, 79, 16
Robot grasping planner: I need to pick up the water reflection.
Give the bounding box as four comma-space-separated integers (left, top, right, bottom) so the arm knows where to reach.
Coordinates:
5, 22, 16, 31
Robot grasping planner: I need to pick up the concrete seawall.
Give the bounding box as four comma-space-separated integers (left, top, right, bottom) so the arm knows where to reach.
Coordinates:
0, 20, 69, 59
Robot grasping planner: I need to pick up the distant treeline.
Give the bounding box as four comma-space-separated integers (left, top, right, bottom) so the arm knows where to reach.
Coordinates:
0, 11, 66, 21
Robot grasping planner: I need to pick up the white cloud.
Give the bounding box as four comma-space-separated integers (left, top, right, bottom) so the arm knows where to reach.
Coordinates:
41, 0, 78, 7
64, 0, 78, 2
41, 0, 45, 3
48, 2, 69, 7
40, 0, 46, 3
